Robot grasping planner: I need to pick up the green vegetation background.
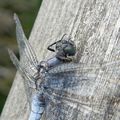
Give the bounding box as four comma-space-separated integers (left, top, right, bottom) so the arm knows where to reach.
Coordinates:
0, 0, 42, 114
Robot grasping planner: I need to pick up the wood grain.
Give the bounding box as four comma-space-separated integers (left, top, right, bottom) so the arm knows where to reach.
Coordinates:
1, 0, 120, 119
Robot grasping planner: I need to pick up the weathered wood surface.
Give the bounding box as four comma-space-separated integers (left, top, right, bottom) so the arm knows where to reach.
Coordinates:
1, 0, 120, 119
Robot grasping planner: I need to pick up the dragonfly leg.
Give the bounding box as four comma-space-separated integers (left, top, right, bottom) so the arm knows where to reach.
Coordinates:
29, 92, 45, 120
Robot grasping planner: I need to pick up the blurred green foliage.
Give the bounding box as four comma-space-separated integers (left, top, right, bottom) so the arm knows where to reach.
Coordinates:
0, 0, 42, 114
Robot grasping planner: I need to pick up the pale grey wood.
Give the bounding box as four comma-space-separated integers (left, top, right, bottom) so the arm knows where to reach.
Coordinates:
1, 0, 120, 120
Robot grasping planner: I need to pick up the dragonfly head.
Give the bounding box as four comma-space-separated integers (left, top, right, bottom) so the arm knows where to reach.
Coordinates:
55, 34, 76, 56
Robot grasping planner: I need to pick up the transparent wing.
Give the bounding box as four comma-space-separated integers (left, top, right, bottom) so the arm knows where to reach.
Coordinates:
44, 69, 99, 120
44, 85, 102, 120
8, 14, 39, 105
44, 60, 120, 119
46, 61, 120, 90
48, 60, 120, 74
45, 63, 100, 105
8, 49, 37, 105
14, 13, 38, 69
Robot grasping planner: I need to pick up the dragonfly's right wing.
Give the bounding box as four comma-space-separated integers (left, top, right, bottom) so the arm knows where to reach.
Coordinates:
46, 60, 120, 101
47, 61, 120, 89
43, 63, 101, 120
48, 61, 120, 75
44, 60, 120, 120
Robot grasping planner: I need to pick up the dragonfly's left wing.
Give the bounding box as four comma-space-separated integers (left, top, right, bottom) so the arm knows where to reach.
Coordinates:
8, 14, 39, 105
8, 49, 36, 103
14, 13, 38, 69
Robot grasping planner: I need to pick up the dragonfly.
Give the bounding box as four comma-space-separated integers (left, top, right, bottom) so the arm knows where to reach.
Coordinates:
8, 14, 120, 120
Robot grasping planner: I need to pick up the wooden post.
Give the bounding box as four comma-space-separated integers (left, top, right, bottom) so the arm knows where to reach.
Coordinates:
1, 0, 120, 119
